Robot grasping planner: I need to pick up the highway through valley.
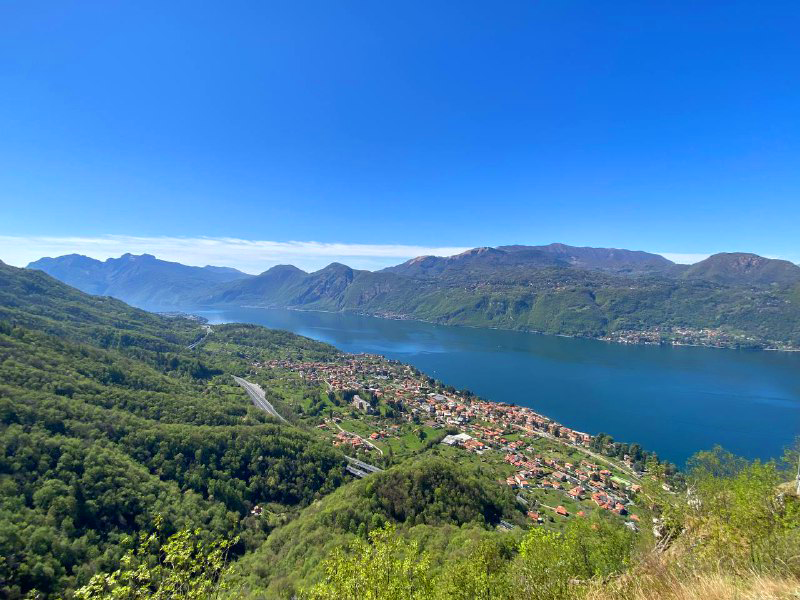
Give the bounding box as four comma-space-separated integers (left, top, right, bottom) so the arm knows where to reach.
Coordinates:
232, 375, 289, 424
233, 376, 383, 477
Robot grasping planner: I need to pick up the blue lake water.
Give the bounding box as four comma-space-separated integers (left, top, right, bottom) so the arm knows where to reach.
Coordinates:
196, 307, 800, 466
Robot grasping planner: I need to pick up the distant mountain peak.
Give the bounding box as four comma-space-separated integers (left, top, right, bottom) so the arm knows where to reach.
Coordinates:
384, 242, 674, 278
317, 262, 355, 273
26, 253, 252, 310
683, 252, 800, 285
33, 253, 97, 264
709, 252, 771, 268
454, 246, 498, 257
408, 255, 435, 264
261, 264, 306, 275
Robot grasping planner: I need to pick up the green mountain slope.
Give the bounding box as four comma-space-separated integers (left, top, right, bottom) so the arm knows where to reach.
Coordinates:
0, 261, 345, 598
5, 259, 795, 600
502, 243, 675, 273
27, 246, 800, 349
228, 456, 523, 597
204, 261, 800, 348
682, 252, 800, 285
385, 243, 674, 277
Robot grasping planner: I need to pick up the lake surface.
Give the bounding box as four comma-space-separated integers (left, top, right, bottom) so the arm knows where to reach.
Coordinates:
196, 307, 800, 466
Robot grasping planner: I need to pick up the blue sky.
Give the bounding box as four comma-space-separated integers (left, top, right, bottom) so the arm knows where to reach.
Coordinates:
1, 1, 799, 272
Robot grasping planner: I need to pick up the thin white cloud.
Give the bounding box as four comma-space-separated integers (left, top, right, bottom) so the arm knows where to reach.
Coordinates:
4, 237, 794, 272
0, 234, 471, 274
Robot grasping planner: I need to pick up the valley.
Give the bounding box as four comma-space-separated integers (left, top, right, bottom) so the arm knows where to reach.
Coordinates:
28, 244, 800, 351
1, 259, 797, 599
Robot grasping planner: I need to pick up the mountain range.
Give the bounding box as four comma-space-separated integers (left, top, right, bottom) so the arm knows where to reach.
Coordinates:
2, 250, 796, 599
27, 253, 251, 310
382, 243, 677, 277
26, 244, 800, 349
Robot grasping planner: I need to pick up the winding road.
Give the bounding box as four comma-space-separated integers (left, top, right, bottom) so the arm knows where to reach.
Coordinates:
232, 376, 289, 424
187, 325, 213, 350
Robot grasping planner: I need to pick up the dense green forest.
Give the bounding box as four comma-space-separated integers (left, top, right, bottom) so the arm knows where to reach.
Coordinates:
72, 448, 800, 600
228, 456, 524, 597
288, 447, 800, 600
0, 262, 345, 597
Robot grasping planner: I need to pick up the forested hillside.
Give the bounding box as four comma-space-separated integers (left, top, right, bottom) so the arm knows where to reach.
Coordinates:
0, 261, 344, 597
229, 456, 524, 596
29, 245, 800, 349
2, 259, 798, 600
207, 258, 800, 349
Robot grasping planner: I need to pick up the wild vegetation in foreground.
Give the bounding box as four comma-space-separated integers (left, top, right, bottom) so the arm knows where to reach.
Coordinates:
76, 447, 800, 600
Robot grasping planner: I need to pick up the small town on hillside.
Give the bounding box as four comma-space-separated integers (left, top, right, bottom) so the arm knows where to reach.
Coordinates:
601, 326, 763, 349
256, 353, 656, 533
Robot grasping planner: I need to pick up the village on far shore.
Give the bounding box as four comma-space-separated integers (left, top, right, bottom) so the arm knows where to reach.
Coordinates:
250, 352, 677, 535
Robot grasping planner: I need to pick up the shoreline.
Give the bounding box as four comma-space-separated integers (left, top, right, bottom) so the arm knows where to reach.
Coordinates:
189, 304, 798, 466
197, 303, 800, 354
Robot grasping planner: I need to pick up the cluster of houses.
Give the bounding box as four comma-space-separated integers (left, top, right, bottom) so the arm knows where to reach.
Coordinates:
259, 356, 631, 473
257, 354, 644, 530
262, 355, 394, 393
602, 326, 758, 349
332, 430, 372, 451
441, 432, 487, 452
411, 394, 593, 449
504, 453, 640, 524
262, 355, 593, 452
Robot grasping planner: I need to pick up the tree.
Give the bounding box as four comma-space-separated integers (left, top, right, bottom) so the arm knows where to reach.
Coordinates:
512, 515, 634, 600
513, 528, 572, 600
433, 539, 511, 600
302, 525, 433, 600
74, 517, 238, 600
685, 447, 799, 570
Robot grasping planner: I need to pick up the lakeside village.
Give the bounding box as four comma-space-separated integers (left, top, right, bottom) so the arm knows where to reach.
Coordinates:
601, 325, 798, 350
257, 354, 657, 532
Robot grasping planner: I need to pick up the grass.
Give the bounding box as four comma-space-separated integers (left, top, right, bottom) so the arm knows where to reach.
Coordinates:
585, 557, 800, 600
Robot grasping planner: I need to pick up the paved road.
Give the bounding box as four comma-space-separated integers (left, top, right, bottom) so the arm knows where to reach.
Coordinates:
331, 420, 384, 455
233, 377, 384, 477
232, 376, 289, 424
346, 465, 370, 478
344, 455, 383, 473
187, 325, 213, 350
513, 424, 640, 482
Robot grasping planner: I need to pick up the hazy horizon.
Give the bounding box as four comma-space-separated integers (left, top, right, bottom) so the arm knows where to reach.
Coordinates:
2, 235, 769, 275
